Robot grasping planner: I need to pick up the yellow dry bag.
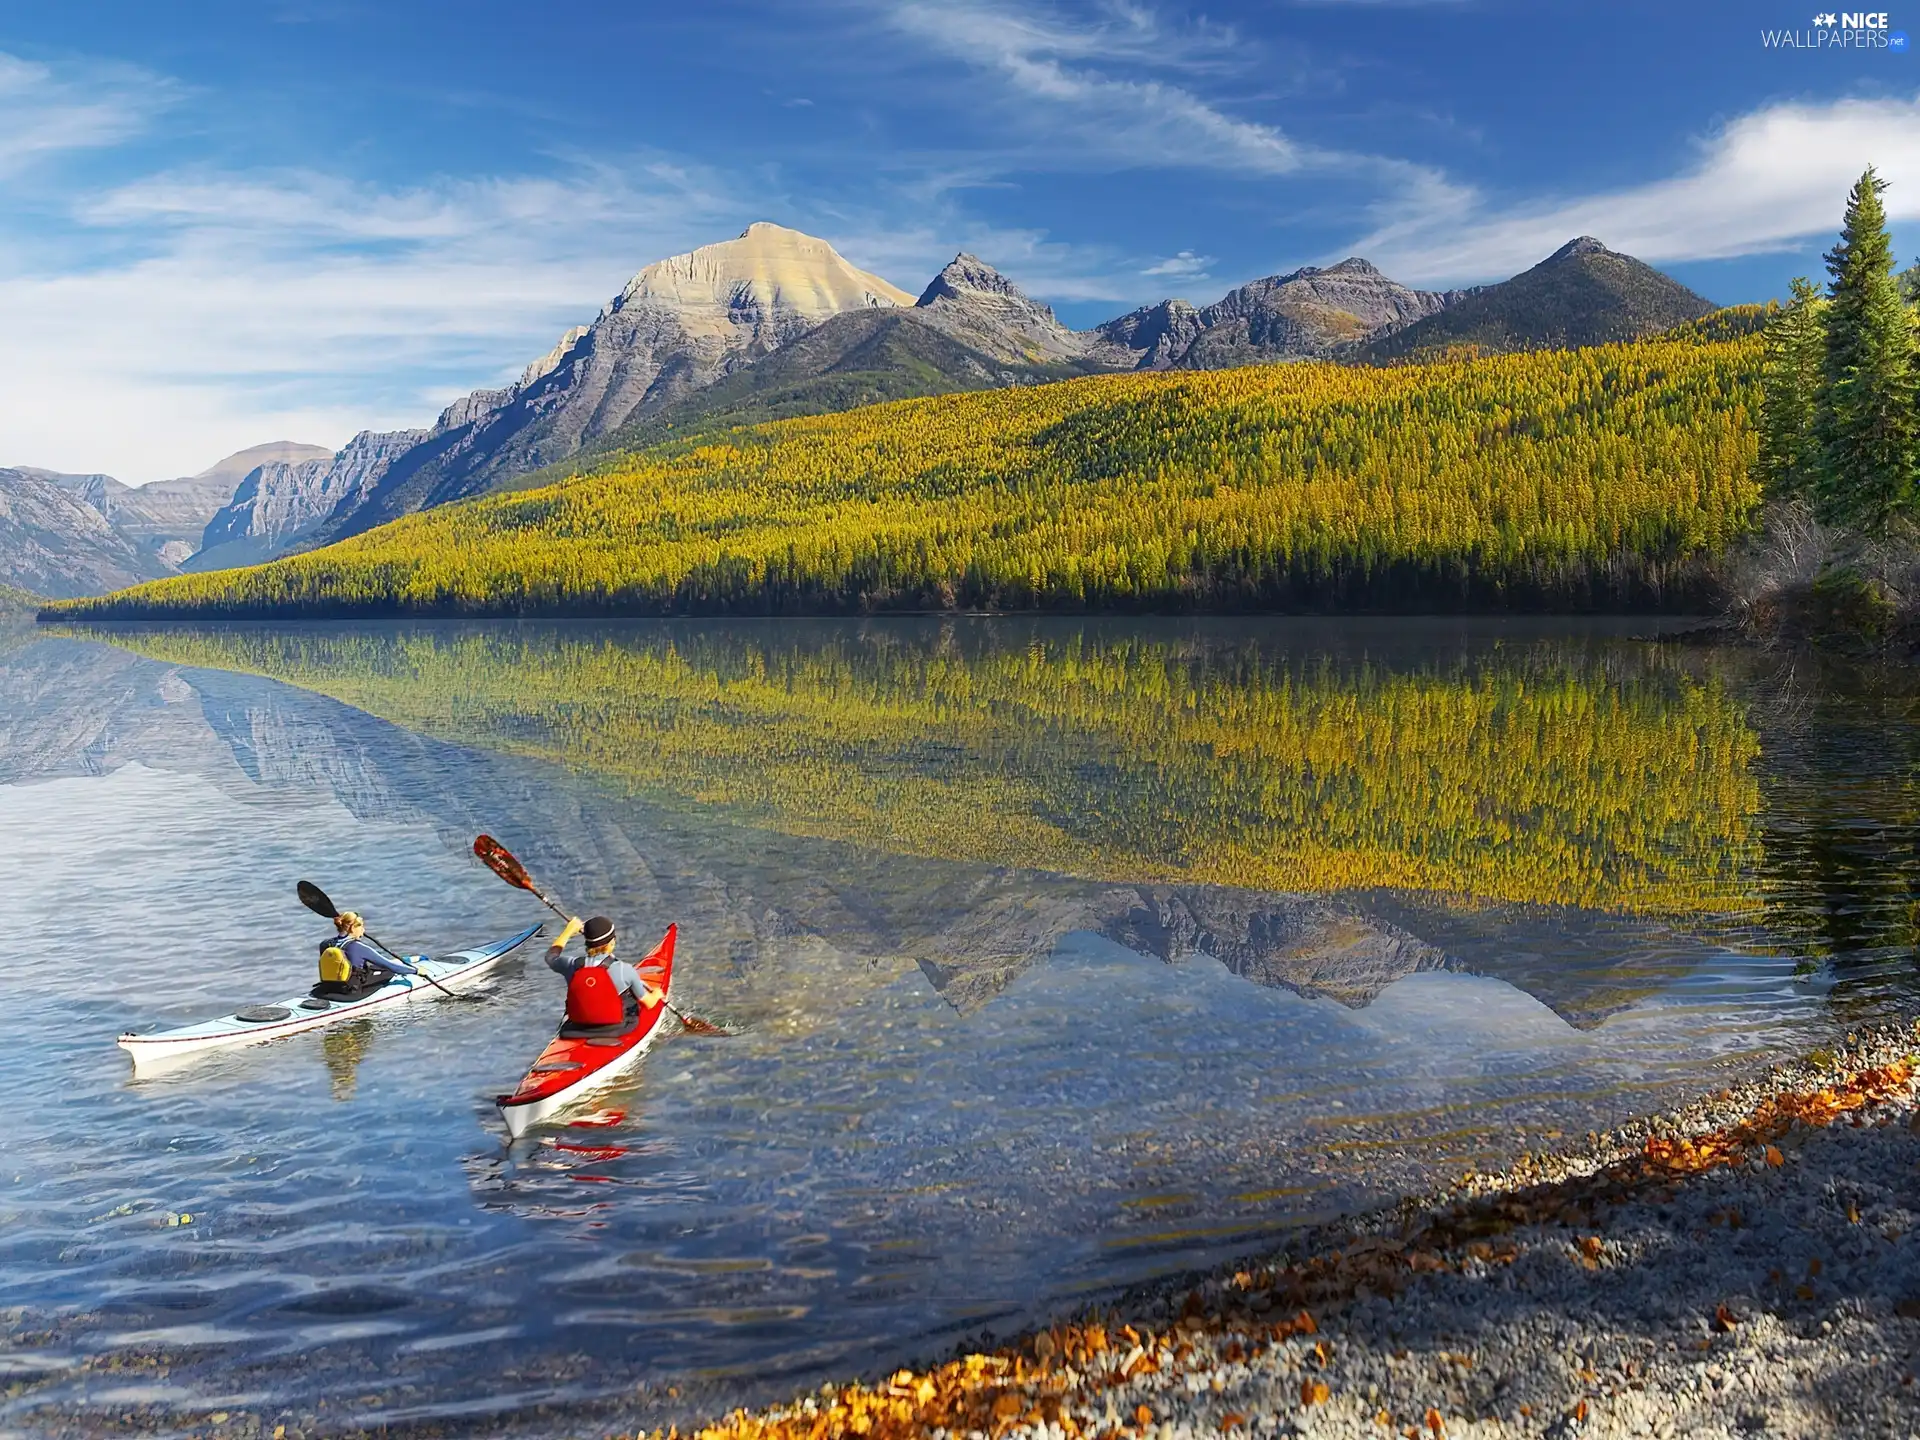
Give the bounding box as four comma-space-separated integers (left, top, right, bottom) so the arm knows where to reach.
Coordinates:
319, 945, 351, 983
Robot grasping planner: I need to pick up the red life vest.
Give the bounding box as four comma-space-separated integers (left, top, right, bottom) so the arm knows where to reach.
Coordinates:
565, 965, 624, 1026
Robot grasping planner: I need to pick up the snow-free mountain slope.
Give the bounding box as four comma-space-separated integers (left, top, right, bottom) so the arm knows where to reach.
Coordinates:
0, 470, 178, 598
1358, 238, 1716, 360
1093, 258, 1466, 369
297, 224, 919, 548
550, 255, 1119, 468
189, 430, 430, 572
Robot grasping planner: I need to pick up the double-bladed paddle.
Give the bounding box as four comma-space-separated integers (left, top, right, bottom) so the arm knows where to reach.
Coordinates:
296, 880, 458, 1000
471, 834, 729, 1036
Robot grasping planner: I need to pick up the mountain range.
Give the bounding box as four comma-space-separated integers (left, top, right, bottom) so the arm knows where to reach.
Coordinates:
6, 223, 1717, 598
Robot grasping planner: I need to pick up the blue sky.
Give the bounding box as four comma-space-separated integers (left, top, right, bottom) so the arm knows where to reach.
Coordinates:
4, 0, 1919, 480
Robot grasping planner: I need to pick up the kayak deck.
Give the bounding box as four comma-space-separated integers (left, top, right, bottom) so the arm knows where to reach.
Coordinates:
118, 924, 543, 1073
498, 924, 676, 1138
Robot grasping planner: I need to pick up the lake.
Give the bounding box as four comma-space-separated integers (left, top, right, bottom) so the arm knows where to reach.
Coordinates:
3, 616, 1915, 1438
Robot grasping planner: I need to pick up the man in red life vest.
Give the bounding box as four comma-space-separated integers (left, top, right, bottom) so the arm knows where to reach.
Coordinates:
547, 914, 665, 1028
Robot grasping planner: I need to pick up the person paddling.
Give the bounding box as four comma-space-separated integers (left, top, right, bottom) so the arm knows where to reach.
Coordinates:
314, 911, 420, 998
547, 915, 664, 1029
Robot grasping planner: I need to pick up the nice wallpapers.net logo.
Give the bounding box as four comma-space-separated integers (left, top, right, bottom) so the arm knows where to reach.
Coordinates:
1763, 11, 1910, 48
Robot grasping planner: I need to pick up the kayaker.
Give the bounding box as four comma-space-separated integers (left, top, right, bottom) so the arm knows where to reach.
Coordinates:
314, 911, 420, 998
547, 915, 664, 1028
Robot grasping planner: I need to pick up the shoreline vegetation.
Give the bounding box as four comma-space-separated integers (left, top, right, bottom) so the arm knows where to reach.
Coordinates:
1732, 168, 1920, 652
651, 1026, 1920, 1440
41, 335, 1761, 622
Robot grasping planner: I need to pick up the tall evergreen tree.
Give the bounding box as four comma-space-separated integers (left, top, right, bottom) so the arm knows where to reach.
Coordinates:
1758, 276, 1826, 499
1816, 166, 1917, 533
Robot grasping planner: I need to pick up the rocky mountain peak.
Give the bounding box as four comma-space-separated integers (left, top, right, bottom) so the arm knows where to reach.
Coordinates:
613, 223, 914, 334
193, 442, 332, 487
519, 325, 590, 388
917, 254, 1032, 308
909, 252, 1090, 364
1548, 236, 1612, 262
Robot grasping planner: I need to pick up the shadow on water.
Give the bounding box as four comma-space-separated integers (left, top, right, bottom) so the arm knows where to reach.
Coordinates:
1, 617, 1918, 1437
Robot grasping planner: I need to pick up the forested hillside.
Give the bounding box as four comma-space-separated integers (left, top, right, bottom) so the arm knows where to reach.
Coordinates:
49, 333, 1762, 620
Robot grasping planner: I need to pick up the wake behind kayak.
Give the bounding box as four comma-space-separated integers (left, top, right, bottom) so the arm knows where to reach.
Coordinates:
117, 925, 543, 1074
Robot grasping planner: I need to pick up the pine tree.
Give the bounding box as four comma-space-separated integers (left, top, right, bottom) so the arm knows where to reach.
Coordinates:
1758, 277, 1826, 499
1817, 166, 1918, 532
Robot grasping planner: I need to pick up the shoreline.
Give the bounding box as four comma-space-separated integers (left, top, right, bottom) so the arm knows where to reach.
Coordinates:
656, 1024, 1920, 1440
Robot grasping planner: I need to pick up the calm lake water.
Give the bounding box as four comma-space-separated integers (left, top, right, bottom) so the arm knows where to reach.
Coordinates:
3, 616, 1918, 1438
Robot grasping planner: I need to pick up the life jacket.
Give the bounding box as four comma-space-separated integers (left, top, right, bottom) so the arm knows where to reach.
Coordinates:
565, 964, 625, 1027
319, 945, 352, 984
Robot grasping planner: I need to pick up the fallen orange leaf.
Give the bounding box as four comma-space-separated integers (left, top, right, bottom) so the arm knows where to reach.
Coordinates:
1301, 1380, 1330, 1406
1134, 1405, 1154, 1427
1765, 1146, 1784, 1167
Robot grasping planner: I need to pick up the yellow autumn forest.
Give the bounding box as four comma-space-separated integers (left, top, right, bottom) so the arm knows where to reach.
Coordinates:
50, 334, 1761, 620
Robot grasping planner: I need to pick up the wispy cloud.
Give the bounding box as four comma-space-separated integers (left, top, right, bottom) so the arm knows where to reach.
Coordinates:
0, 141, 770, 479
881, 0, 1307, 175
0, 51, 174, 176
1356, 92, 1920, 284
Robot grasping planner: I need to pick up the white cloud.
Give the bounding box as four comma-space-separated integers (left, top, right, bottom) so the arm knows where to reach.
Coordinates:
1141, 249, 1215, 280
1355, 92, 1920, 284
0, 52, 172, 176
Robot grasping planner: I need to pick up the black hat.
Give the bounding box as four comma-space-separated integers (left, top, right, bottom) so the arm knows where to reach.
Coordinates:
582, 916, 617, 947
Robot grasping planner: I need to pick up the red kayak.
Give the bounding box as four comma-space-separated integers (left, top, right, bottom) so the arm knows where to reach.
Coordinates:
496, 925, 676, 1138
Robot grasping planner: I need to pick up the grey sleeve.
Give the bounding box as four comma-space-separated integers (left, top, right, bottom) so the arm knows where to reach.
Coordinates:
545, 947, 578, 978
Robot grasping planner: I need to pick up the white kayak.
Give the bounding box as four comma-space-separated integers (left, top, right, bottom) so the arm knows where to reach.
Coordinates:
117, 924, 543, 1074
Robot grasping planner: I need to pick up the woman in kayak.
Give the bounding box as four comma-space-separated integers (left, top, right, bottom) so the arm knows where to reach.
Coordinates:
314, 911, 420, 998
548, 915, 664, 1027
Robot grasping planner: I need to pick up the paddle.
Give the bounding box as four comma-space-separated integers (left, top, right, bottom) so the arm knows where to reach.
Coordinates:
471, 834, 728, 1036
296, 880, 458, 1000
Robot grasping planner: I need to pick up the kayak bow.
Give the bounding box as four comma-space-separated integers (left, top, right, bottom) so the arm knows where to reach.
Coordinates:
117, 925, 543, 1074
496, 923, 677, 1138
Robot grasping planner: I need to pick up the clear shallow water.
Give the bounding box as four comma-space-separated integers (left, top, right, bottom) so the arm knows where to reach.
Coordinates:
2, 617, 1916, 1438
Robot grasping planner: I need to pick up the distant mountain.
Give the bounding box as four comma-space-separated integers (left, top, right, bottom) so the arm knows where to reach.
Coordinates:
554, 254, 1115, 468
0, 469, 178, 598
188, 430, 429, 572
1094, 258, 1468, 369
22, 443, 328, 566
1357, 238, 1716, 361
296, 222, 916, 549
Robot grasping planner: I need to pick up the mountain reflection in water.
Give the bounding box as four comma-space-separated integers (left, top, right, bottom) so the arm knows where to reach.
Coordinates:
1, 616, 1914, 1440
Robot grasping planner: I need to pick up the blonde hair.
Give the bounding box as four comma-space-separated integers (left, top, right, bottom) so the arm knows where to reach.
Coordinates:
335, 911, 365, 937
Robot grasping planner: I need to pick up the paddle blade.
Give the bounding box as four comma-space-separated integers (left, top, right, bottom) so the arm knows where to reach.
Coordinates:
296, 880, 338, 919
473, 834, 536, 892
676, 1011, 729, 1037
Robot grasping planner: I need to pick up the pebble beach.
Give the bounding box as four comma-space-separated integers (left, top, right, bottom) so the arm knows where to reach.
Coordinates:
667, 1024, 1920, 1440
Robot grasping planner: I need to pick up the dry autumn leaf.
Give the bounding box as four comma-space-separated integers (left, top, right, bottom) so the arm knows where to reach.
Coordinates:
1135, 1405, 1154, 1427
1714, 1303, 1739, 1332
1301, 1380, 1330, 1406
1765, 1145, 1784, 1167
1218, 1413, 1245, 1431
1425, 1407, 1446, 1436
